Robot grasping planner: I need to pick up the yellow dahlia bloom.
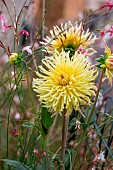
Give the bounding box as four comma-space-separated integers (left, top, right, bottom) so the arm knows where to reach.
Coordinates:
100, 43, 113, 84
41, 21, 97, 56
33, 51, 97, 116
9, 53, 19, 65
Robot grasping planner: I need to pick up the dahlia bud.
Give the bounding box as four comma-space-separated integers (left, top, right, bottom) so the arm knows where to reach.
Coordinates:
9, 53, 19, 65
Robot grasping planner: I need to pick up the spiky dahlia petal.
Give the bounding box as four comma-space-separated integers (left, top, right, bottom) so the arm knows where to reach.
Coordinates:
41, 21, 97, 55
105, 68, 113, 84
33, 51, 97, 116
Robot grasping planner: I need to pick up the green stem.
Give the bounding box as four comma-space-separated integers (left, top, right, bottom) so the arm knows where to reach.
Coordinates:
41, 0, 46, 59
87, 69, 104, 124
7, 99, 13, 158
44, 135, 50, 170
60, 109, 69, 170
23, 61, 36, 115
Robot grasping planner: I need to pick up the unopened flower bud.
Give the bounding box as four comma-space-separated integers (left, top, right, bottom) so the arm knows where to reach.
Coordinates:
9, 53, 19, 65
14, 112, 20, 121
13, 128, 18, 137
33, 149, 38, 155
42, 152, 46, 157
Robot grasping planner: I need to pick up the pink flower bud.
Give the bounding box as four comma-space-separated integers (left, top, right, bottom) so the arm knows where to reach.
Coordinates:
42, 152, 46, 157
22, 46, 32, 54
14, 112, 20, 121
13, 128, 18, 137
100, 30, 105, 37
18, 30, 29, 39
33, 149, 38, 155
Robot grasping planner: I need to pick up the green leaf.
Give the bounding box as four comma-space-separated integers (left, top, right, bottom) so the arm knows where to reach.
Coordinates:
104, 52, 108, 59
81, 123, 88, 131
69, 118, 76, 126
2, 159, 31, 170
96, 56, 105, 63
22, 122, 34, 128
41, 106, 53, 130
83, 106, 97, 125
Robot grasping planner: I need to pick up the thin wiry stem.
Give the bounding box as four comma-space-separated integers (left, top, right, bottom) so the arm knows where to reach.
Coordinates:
60, 109, 69, 170
87, 69, 104, 124
7, 99, 13, 158
44, 135, 50, 170
41, 0, 46, 59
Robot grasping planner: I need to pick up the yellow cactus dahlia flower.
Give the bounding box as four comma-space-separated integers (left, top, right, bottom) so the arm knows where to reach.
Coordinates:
100, 42, 113, 84
41, 21, 97, 57
33, 51, 97, 116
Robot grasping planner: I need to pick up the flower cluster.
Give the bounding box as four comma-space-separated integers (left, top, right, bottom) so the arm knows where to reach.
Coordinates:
33, 21, 99, 116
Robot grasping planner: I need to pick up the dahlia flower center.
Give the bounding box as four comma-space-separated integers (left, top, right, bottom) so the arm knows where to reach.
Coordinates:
59, 73, 69, 86
63, 43, 79, 57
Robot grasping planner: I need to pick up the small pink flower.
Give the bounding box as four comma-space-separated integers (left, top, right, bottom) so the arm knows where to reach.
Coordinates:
0, 13, 13, 33
107, 26, 113, 37
33, 149, 38, 155
42, 152, 46, 157
77, 45, 87, 55
13, 128, 18, 137
18, 30, 29, 39
99, 0, 113, 13
100, 30, 105, 37
25, 111, 31, 118
93, 151, 105, 164
14, 112, 20, 121
22, 46, 32, 54
75, 120, 81, 129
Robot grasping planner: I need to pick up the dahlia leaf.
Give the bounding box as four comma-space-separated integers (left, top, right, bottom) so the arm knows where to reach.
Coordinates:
81, 123, 88, 131
41, 106, 53, 130
2, 159, 31, 170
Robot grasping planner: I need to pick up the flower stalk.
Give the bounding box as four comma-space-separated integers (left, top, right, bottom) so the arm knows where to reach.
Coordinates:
87, 69, 104, 124
44, 135, 50, 170
60, 108, 69, 169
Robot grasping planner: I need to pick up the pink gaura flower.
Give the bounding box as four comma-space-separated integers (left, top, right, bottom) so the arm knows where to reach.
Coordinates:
77, 45, 88, 55
33, 149, 38, 155
18, 30, 29, 39
42, 152, 46, 157
22, 46, 32, 54
14, 112, 20, 121
107, 26, 113, 37
0, 13, 13, 33
93, 151, 105, 163
99, 0, 113, 13
13, 128, 18, 137
100, 30, 105, 38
